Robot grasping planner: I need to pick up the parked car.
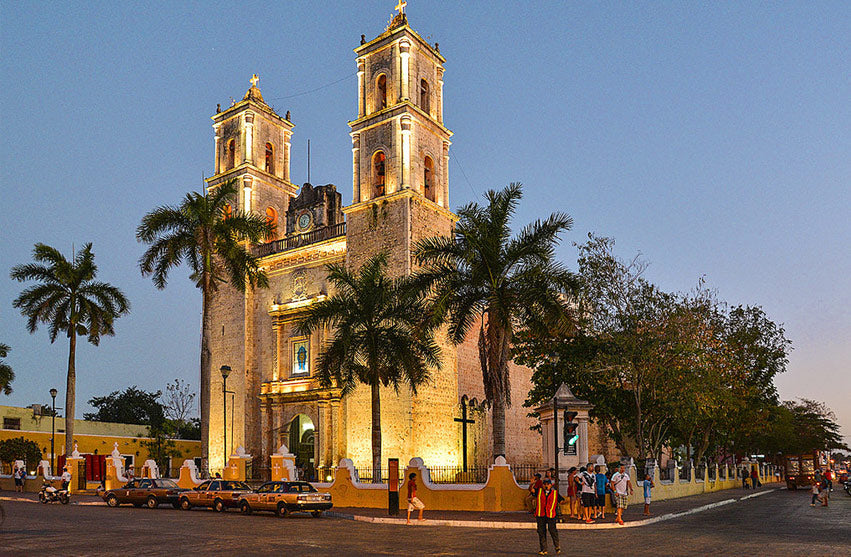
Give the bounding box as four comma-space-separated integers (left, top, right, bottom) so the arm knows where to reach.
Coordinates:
102, 478, 186, 509
237, 481, 332, 517
178, 479, 253, 512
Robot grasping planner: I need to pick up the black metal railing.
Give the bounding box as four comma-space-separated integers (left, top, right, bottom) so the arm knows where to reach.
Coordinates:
695, 463, 706, 481
679, 464, 691, 481
254, 222, 346, 257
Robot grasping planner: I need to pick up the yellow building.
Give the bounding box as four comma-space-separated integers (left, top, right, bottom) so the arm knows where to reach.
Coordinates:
0, 404, 200, 476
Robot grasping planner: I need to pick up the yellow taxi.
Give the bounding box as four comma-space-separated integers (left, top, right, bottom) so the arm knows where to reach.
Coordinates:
237, 481, 332, 517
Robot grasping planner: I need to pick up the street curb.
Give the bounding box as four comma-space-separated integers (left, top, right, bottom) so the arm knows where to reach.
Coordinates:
326, 489, 778, 530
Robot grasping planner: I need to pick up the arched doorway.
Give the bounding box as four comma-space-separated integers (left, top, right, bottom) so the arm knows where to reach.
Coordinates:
288, 414, 315, 480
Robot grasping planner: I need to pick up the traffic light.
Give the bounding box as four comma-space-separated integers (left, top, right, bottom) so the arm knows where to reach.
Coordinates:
563, 410, 579, 450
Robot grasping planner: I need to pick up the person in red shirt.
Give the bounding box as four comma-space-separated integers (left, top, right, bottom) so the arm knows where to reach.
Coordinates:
406, 472, 425, 524
534, 479, 560, 555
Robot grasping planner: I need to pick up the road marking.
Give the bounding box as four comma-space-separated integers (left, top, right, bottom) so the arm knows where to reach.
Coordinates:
740, 489, 776, 500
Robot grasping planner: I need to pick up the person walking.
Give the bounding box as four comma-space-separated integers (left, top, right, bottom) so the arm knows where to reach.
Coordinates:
579, 465, 596, 523
406, 472, 426, 524
14, 464, 25, 493
534, 478, 560, 555
810, 480, 820, 506
566, 467, 579, 519
750, 466, 760, 489
610, 465, 633, 525
594, 465, 608, 520
60, 466, 72, 491
640, 472, 654, 516
741, 466, 749, 489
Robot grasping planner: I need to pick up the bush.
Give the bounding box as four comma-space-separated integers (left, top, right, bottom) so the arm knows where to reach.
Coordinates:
0, 436, 43, 473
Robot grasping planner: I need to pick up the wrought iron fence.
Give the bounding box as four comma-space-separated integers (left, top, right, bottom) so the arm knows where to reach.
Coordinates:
659, 466, 673, 481
708, 466, 717, 481
695, 463, 706, 481
679, 464, 691, 481
254, 222, 346, 257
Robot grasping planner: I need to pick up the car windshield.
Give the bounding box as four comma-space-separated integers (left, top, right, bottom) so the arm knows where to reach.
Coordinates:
196, 481, 211, 490
223, 481, 250, 491
287, 482, 318, 493
157, 479, 179, 489
256, 483, 282, 493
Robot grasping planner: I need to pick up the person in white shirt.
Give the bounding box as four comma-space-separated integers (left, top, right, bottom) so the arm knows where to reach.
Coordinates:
610, 465, 633, 525
60, 467, 72, 491
579, 465, 597, 523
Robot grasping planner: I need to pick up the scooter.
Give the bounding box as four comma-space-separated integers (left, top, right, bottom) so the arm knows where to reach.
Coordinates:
38, 481, 70, 504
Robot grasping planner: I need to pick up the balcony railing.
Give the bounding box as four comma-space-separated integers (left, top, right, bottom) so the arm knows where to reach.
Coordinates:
254, 221, 346, 257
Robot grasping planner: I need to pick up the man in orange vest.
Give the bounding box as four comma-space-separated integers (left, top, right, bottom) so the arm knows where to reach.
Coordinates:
535, 478, 560, 555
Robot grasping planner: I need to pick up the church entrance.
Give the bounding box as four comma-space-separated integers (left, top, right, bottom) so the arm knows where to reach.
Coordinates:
288, 414, 315, 480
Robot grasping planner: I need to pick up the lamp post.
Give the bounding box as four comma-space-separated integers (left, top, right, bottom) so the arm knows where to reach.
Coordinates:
49, 388, 58, 475
220, 366, 232, 471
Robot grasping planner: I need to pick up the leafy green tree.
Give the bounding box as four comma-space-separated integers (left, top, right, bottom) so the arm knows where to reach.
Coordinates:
136, 179, 272, 470
84, 386, 165, 427
0, 437, 42, 473
297, 253, 440, 475
10, 243, 130, 458
0, 343, 14, 395
141, 421, 184, 473
413, 183, 576, 460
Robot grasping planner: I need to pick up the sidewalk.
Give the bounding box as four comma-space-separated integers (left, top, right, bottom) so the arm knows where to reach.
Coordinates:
328, 485, 780, 529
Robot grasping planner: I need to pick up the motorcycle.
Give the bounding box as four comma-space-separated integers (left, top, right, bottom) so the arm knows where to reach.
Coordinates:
843, 481, 851, 497
38, 481, 70, 505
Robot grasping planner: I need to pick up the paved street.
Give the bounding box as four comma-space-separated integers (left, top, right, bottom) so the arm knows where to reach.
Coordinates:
1, 488, 848, 555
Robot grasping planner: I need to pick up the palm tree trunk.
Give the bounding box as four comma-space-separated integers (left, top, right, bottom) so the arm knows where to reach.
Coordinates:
491, 396, 506, 460
200, 280, 212, 475
371, 381, 382, 482
64, 330, 77, 458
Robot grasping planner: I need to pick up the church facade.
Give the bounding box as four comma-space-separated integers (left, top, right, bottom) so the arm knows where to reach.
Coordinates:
203, 11, 548, 478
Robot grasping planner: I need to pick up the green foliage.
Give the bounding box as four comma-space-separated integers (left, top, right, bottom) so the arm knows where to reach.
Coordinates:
0, 436, 42, 472
10, 243, 131, 345
136, 179, 272, 293
140, 422, 183, 472
85, 386, 165, 427
174, 418, 201, 440
0, 343, 14, 395
413, 182, 577, 459
297, 252, 441, 471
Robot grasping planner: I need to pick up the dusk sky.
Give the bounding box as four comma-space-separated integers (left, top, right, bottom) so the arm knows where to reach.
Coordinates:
1, 2, 848, 445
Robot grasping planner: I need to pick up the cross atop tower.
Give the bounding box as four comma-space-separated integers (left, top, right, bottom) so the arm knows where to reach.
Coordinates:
395, 0, 406, 15
250, 74, 259, 88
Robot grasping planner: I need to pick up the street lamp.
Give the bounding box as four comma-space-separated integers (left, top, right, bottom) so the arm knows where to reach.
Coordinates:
220, 366, 231, 471
49, 388, 58, 475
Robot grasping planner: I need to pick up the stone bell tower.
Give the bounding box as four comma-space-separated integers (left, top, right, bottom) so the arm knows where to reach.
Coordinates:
342, 7, 462, 468
204, 75, 297, 472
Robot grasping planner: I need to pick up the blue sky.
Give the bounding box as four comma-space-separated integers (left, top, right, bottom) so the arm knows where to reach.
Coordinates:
1, 1, 848, 445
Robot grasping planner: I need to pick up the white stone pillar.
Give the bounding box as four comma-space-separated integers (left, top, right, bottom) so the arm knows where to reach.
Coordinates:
400, 115, 412, 189
399, 40, 411, 101
437, 67, 445, 123
242, 174, 253, 213
577, 416, 590, 466
357, 58, 365, 117
213, 123, 222, 174
283, 131, 292, 183
244, 112, 255, 165
352, 133, 361, 202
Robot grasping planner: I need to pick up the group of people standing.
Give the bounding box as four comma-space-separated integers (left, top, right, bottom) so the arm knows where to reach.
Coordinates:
526, 463, 651, 555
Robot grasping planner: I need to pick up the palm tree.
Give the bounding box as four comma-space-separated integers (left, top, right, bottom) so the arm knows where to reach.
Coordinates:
413, 183, 576, 461
11, 243, 130, 457
136, 179, 272, 471
296, 253, 441, 475
0, 343, 14, 395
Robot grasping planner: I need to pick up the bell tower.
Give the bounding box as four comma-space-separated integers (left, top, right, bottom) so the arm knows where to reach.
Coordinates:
342, 6, 462, 469
207, 75, 297, 242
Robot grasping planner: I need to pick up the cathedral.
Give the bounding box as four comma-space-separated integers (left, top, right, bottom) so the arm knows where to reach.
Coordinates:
204, 9, 544, 478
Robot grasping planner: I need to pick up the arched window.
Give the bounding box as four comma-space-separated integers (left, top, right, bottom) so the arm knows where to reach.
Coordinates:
265, 207, 278, 234
373, 151, 386, 198
265, 143, 274, 174
377, 74, 387, 111
424, 156, 435, 202
420, 79, 430, 114
223, 203, 233, 220
227, 139, 236, 170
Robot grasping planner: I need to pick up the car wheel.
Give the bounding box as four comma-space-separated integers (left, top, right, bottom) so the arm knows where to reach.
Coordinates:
311, 511, 323, 518
240, 501, 252, 515
146, 495, 158, 509
180, 497, 192, 511
106, 494, 119, 507
275, 502, 289, 518
213, 499, 225, 513
39, 493, 47, 504
60, 494, 70, 505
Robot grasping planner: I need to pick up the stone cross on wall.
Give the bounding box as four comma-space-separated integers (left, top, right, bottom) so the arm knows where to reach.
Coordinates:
250, 74, 259, 88
395, 0, 406, 14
